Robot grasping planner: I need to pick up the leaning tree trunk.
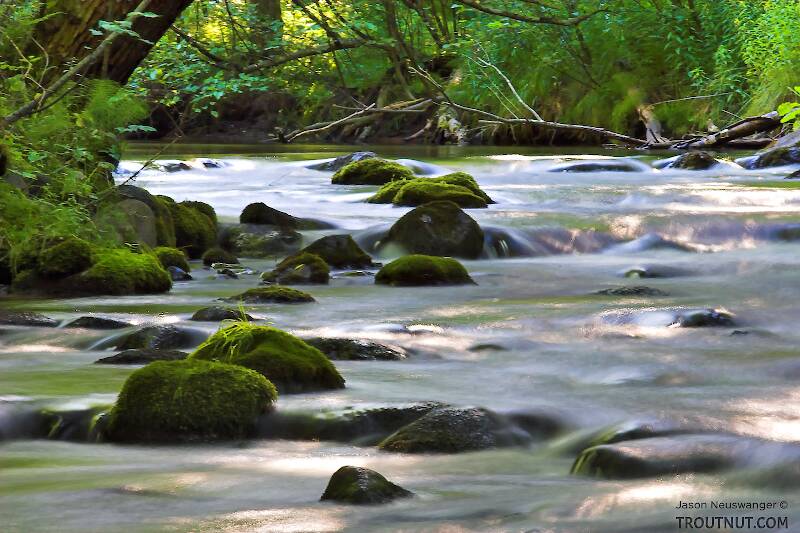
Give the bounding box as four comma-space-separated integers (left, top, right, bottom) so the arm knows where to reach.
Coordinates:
32, 0, 194, 85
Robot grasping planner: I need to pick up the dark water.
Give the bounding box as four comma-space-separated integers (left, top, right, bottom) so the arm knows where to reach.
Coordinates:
2, 143, 800, 532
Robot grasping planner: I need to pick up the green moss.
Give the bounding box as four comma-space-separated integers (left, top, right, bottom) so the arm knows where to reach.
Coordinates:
367, 172, 492, 207
375, 254, 475, 286
367, 180, 410, 203
153, 246, 190, 272
105, 359, 276, 442
393, 181, 487, 208
37, 237, 93, 279
299, 234, 374, 269
202, 247, 238, 266
261, 252, 330, 284
321, 466, 413, 504
181, 200, 217, 224
191, 324, 345, 393
160, 197, 217, 259
151, 196, 177, 247
227, 285, 316, 303
332, 159, 415, 185
78, 249, 172, 295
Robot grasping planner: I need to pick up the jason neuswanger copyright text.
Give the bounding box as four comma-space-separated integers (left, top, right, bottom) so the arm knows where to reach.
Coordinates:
675, 499, 789, 530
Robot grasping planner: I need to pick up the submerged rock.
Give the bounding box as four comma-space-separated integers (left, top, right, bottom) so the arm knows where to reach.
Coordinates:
304, 338, 407, 360
258, 403, 442, 444
299, 235, 375, 269
0, 310, 58, 327
570, 434, 800, 479
594, 286, 668, 297
379, 201, 484, 259
673, 308, 735, 328
321, 466, 412, 505
332, 159, 415, 185
113, 325, 208, 351
190, 325, 345, 393
225, 286, 315, 304
549, 159, 649, 173
95, 349, 188, 364
104, 360, 276, 443
375, 255, 474, 287
64, 316, 132, 329
190, 306, 254, 322
218, 223, 303, 258
378, 407, 531, 453
261, 252, 330, 285
309, 151, 377, 172
621, 265, 692, 279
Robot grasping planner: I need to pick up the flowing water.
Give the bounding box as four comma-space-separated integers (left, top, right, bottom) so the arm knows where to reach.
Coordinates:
3, 143, 800, 532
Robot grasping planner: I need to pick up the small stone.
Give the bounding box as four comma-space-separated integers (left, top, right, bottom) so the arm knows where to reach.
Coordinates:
64, 316, 132, 329
167, 266, 193, 281
321, 466, 412, 504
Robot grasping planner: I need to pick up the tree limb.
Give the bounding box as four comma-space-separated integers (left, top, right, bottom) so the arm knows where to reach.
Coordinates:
454, 0, 606, 26
240, 38, 365, 73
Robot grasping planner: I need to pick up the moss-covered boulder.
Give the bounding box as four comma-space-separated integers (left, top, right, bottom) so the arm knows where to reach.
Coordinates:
116, 185, 176, 247
660, 151, 719, 170
309, 151, 376, 171
380, 201, 485, 259
369, 172, 492, 208
225, 286, 315, 304
261, 252, 330, 285
190, 324, 345, 393
375, 255, 474, 287
378, 407, 531, 453
202, 247, 238, 266
159, 196, 217, 258
181, 200, 217, 224
190, 306, 254, 322
746, 147, 800, 169
332, 159, 415, 185
105, 360, 276, 443
321, 466, 413, 505
37, 237, 93, 279
77, 249, 172, 295
299, 235, 374, 269
153, 247, 190, 272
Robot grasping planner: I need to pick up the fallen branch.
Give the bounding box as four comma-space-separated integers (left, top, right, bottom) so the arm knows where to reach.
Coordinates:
670, 112, 781, 149
286, 104, 377, 142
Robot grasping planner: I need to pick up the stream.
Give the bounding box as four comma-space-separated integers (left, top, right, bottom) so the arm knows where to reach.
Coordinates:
2, 143, 800, 532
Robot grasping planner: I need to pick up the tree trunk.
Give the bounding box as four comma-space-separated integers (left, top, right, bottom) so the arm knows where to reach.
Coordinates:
253, 0, 283, 45
32, 0, 194, 85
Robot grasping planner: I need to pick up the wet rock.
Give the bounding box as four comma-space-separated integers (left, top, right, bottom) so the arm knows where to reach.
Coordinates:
673, 308, 735, 328
321, 466, 412, 505
95, 349, 189, 364
571, 434, 800, 479
0, 310, 58, 327
260, 252, 330, 285
190, 306, 254, 322
378, 407, 531, 453
112, 325, 208, 351
157, 161, 192, 172
376, 255, 474, 287
238, 203, 333, 230
116, 199, 158, 247
167, 266, 193, 281
299, 235, 375, 269
115, 185, 177, 247
549, 159, 650, 173
225, 286, 315, 304
744, 147, 800, 169
505, 410, 566, 439
621, 265, 692, 278
304, 338, 407, 360
190, 325, 344, 393
104, 360, 276, 443
379, 201, 484, 259
787, 169, 800, 179
218, 223, 303, 258
258, 403, 443, 445
191, 158, 225, 169
202, 247, 238, 266
40, 406, 109, 441
309, 151, 377, 172
467, 343, 508, 352
606, 233, 697, 253
332, 158, 415, 185
653, 151, 720, 170
159, 197, 217, 259
594, 286, 668, 297
64, 316, 132, 329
